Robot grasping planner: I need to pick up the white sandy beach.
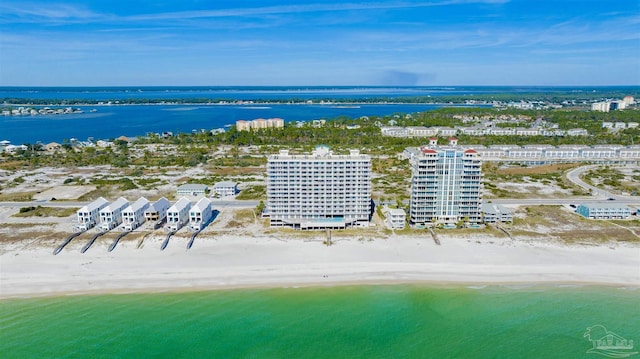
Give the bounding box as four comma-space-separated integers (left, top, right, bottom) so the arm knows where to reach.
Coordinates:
1, 234, 639, 298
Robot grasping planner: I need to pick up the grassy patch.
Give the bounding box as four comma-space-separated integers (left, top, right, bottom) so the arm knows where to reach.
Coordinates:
184, 176, 223, 186
554, 228, 637, 243
0, 231, 60, 244
483, 162, 583, 198
435, 225, 507, 237
13, 206, 78, 218
236, 185, 266, 200
209, 166, 265, 176
492, 162, 580, 176
264, 227, 323, 238
234, 209, 255, 222
0, 223, 58, 229
0, 160, 29, 170
335, 227, 386, 239
90, 177, 138, 191
510, 205, 639, 243
77, 187, 114, 201
510, 229, 546, 238
226, 209, 256, 228
0, 191, 37, 201
583, 166, 640, 195
512, 205, 584, 227
136, 177, 167, 190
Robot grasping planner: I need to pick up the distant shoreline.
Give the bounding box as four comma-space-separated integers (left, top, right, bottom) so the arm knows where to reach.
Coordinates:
1, 101, 486, 107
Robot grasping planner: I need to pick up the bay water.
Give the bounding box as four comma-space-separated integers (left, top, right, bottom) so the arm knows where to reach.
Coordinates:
2, 84, 610, 144
0, 103, 448, 145
1, 284, 638, 358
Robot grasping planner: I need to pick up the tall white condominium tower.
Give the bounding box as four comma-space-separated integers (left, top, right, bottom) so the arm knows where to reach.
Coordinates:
409, 138, 482, 226
267, 146, 372, 230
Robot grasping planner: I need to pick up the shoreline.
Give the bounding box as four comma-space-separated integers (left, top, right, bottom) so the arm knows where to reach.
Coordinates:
2, 234, 638, 299
4, 279, 637, 301
0, 101, 475, 109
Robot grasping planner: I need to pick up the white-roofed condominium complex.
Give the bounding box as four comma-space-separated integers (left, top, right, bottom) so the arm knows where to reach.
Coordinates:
266, 146, 372, 230
409, 139, 483, 226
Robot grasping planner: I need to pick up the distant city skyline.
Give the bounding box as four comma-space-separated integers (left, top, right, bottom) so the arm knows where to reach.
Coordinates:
1, 0, 638, 86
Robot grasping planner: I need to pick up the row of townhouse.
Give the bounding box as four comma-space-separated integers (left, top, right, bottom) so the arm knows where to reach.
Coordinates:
381, 126, 457, 137
380, 126, 588, 137
74, 197, 213, 233
576, 203, 632, 220
76, 197, 157, 232
471, 144, 640, 160
452, 114, 532, 123
404, 143, 640, 161
602, 122, 639, 130
163, 197, 214, 232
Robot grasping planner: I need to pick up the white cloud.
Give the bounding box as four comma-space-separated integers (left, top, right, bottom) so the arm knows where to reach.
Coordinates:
0, 0, 510, 25
125, 1, 510, 22
0, 2, 104, 22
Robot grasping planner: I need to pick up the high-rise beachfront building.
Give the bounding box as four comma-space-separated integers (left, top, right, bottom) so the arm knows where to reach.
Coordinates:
408, 138, 482, 226
266, 146, 372, 230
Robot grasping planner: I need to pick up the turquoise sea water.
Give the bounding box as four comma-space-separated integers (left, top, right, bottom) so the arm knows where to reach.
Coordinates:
1, 285, 638, 358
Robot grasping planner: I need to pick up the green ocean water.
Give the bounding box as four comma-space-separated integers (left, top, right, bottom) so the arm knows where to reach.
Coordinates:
1, 285, 638, 358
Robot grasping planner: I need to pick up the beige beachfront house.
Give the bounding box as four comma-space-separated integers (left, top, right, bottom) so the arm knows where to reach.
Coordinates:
144, 197, 171, 227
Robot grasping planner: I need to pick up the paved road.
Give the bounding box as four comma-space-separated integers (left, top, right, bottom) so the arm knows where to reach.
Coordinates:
565, 164, 619, 199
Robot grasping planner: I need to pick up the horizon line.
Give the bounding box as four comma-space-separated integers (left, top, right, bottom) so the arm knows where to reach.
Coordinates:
1, 84, 639, 88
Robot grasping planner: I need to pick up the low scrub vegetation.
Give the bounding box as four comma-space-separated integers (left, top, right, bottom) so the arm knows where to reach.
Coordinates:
236, 185, 266, 200
13, 206, 78, 217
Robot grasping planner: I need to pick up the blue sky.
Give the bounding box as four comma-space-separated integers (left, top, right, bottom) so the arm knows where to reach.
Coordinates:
0, 0, 638, 86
